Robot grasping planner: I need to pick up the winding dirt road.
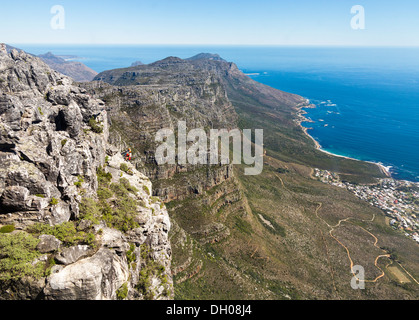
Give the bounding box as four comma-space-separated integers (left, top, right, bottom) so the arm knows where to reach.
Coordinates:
275, 173, 417, 287
315, 202, 390, 283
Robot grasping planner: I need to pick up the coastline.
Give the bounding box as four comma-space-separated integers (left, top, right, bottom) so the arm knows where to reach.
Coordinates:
295, 101, 392, 178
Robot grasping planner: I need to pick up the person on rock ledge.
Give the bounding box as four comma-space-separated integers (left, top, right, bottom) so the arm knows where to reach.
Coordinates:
125, 148, 132, 161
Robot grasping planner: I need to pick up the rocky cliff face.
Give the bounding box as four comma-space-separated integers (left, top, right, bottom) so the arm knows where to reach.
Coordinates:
85, 57, 238, 201
0, 44, 172, 300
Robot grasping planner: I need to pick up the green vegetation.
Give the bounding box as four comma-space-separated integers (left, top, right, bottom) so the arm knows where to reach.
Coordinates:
50, 197, 59, 206
27, 221, 96, 248
88, 117, 103, 134
120, 163, 133, 175
116, 282, 128, 300
44, 255, 56, 277
74, 175, 84, 188
0, 232, 43, 281
151, 196, 160, 203
135, 244, 168, 300
276, 167, 289, 174
97, 187, 113, 201
143, 185, 150, 195
126, 243, 136, 265
79, 167, 141, 233
78, 198, 102, 225
61, 139, 67, 147
234, 216, 253, 235
267, 280, 301, 300
120, 163, 129, 172
137, 268, 153, 300
115, 178, 139, 194
0, 225, 15, 234
97, 166, 112, 185
35, 194, 45, 198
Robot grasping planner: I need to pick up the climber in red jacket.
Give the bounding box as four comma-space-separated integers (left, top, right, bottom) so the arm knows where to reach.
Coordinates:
125, 148, 132, 161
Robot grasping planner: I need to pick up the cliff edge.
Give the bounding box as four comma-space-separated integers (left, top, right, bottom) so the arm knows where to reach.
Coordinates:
0, 44, 172, 300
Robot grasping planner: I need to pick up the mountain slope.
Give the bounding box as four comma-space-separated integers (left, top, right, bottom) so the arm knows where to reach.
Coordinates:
85, 53, 419, 299
38, 52, 98, 82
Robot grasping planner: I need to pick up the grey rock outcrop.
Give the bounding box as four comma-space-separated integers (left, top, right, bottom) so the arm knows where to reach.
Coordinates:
0, 47, 107, 228
0, 45, 173, 300
55, 245, 93, 265
44, 248, 129, 300
36, 235, 62, 253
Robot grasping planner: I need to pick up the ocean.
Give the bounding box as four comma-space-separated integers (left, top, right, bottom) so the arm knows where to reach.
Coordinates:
14, 44, 419, 182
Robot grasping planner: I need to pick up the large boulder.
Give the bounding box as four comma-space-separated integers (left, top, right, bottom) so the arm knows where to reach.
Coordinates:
0, 186, 31, 212
44, 248, 129, 300
55, 245, 94, 265
56, 101, 83, 138
37, 235, 62, 253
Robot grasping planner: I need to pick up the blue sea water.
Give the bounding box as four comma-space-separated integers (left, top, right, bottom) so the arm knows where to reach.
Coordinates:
14, 45, 419, 181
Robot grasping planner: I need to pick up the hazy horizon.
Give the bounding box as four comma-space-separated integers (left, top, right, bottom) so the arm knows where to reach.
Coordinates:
8, 43, 419, 48
2, 0, 419, 46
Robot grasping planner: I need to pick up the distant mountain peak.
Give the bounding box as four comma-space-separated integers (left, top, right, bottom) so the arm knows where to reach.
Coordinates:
147, 56, 186, 68
186, 53, 226, 62
131, 60, 144, 67
38, 52, 66, 64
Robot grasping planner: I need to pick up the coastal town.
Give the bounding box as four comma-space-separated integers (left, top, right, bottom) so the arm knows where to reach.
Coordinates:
313, 168, 419, 244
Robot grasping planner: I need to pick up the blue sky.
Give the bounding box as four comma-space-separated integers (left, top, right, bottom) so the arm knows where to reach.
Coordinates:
1, 0, 419, 46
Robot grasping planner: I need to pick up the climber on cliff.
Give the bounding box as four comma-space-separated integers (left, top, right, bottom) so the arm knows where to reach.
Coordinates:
125, 147, 132, 161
